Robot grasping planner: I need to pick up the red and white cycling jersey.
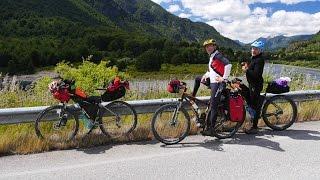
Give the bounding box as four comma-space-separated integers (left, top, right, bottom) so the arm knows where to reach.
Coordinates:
208, 50, 232, 83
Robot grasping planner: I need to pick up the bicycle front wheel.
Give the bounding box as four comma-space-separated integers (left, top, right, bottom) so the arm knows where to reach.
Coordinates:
151, 104, 190, 145
262, 95, 297, 131
99, 101, 137, 138
35, 105, 79, 142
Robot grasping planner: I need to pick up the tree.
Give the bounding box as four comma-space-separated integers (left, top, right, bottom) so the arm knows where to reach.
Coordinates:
124, 39, 149, 57
135, 49, 161, 72
0, 51, 10, 67
87, 34, 111, 51
108, 39, 124, 52
162, 40, 179, 63
116, 57, 132, 71
170, 54, 184, 65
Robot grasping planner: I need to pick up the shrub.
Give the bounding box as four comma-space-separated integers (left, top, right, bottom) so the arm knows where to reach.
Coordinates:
55, 57, 128, 94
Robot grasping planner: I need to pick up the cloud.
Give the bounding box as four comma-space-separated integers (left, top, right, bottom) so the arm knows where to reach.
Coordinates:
181, 0, 251, 20
178, 13, 192, 18
155, 0, 320, 42
151, 0, 180, 4
252, 7, 269, 16
153, 0, 317, 4
244, 0, 318, 5
207, 11, 320, 43
151, 0, 172, 4
167, 4, 181, 13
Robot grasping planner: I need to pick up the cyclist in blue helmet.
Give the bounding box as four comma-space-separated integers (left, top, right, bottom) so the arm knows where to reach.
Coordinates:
241, 40, 265, 134
251, 40, 264, 51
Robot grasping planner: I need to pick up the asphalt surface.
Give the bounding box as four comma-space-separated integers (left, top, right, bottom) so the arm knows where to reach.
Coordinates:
1, 121, 320, 180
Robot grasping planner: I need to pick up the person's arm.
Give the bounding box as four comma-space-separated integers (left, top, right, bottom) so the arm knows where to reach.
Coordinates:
246, 59, 264, 79
219, 55, 232, 80
214, 54, 232, 81
222, 64, 232, 79
201, 71, 210, 82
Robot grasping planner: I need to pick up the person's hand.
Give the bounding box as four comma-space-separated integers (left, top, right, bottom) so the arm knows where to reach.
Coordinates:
215, 76, 224, 82
201, 72, 209, 83
201, 76, 206, 83
241, 62, 248, 72
231, 82, 241, 90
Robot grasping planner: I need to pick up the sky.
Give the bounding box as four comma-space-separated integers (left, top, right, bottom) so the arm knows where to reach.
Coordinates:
151, 0, 320, 43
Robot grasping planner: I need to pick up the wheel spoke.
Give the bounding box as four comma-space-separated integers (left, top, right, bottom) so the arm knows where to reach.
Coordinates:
100, 101, 137, 138
212, 108, 243, 139
262, 96, 297, 130
35, 105, 78, 142
151, 104, 190, 145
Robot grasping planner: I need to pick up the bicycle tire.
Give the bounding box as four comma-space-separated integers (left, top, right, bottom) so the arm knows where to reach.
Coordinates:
99, 101, 137, 138
151, 104, 190, 145
212, 106, 245, 139
262, 95, 297, 131
35, 105, 79, 142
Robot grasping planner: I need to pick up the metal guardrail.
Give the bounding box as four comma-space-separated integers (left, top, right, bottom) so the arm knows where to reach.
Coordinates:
0, 90, 320, 125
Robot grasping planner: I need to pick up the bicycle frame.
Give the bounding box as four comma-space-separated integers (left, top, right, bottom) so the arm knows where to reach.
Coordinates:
176, 84, 210, 120
150, 80, 246, 145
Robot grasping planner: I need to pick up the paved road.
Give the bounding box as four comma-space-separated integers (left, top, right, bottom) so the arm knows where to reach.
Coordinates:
1, 121, 320, 180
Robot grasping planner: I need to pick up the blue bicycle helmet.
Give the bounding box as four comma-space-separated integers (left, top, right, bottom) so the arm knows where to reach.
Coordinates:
251, 40, 264, 50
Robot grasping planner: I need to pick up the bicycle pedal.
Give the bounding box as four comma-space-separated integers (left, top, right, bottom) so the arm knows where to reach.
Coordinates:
59, 117, 68, 126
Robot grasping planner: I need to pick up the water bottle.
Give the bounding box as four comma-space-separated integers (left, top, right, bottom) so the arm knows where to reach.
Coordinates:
196, 113, 206, 127
79, 110, 94, 129
246, 105, 256, 121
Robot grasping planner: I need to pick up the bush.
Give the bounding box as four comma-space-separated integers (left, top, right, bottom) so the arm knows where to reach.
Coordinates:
135, 49, 161, 72
55, 57, 128, 94
116, 57, 132, 71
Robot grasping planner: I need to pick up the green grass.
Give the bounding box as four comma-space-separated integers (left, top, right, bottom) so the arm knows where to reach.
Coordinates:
127, 62, 242, 80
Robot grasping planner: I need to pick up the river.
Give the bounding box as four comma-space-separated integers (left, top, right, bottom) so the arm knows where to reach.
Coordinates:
2, 63, 320, 92
130, 63, 320, 92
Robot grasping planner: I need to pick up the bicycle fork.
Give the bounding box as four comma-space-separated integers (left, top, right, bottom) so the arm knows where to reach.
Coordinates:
54, 104, 68, 130
170, 101, 183, 126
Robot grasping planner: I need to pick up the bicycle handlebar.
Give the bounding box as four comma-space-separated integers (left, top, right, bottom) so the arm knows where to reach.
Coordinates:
57, 83, 69, 90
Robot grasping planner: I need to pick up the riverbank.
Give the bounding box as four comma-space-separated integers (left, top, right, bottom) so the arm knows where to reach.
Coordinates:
270, 60, 320, 69
1, 63, 320, 93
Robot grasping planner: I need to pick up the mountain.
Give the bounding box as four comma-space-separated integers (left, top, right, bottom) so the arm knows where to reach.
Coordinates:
0, 0, 119, 38
286, 31, 320, 53
250, 35, 313, 51
84, 0, 241, 49
0, 0, 240, 49
0, 0, 242, 73
234, 40, 245, 46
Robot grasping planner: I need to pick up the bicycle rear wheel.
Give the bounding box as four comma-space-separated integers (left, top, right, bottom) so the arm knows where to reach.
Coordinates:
262, 95, 297, 131
151, 104, 190, 145
35, 105, 79, 142
99, 101, 137, 138
212, 107, 244, 139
